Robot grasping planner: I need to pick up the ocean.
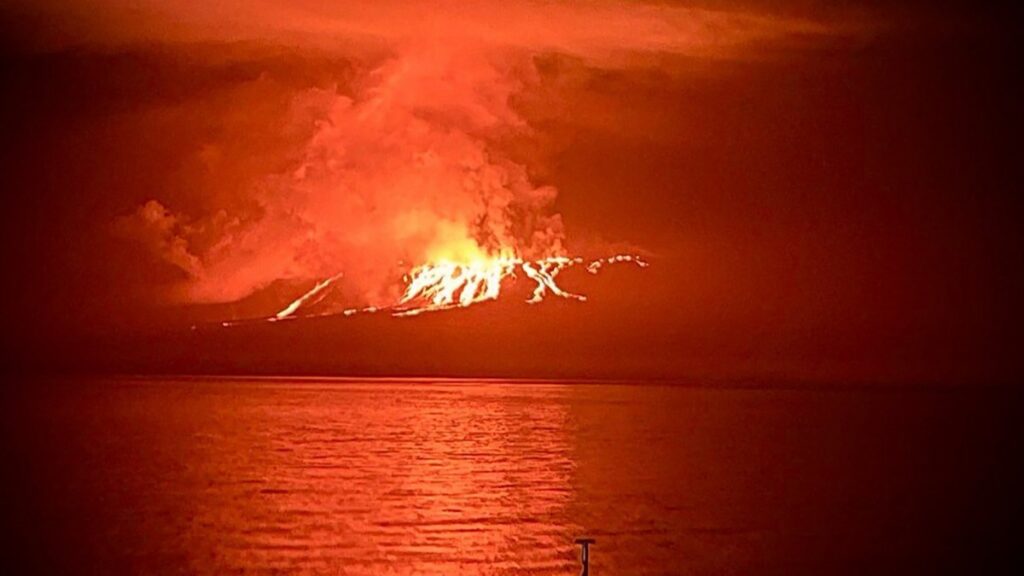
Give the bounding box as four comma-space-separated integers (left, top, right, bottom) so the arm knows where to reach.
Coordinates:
2, 377, 1017, 574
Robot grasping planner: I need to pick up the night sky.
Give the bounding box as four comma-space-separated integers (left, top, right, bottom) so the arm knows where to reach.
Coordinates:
1, 1, 1019, 384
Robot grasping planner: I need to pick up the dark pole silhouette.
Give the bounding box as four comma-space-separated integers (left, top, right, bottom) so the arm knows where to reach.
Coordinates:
575, 538, 595, 576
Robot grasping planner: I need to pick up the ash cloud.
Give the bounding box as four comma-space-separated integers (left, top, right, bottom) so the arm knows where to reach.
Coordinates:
19, 1, 843, 307
119, 45, 565, 304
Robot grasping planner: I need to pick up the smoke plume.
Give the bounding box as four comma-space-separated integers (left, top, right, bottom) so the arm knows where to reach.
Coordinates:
120, 44, 563, 304
98, 1, 837, 307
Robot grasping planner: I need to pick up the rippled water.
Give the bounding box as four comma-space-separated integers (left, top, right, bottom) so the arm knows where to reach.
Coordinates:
3, 378, 1016, 574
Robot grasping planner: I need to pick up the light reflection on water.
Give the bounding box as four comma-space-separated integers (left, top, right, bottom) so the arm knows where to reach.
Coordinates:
183, 382, 580, 574
6, 378, 1014, 575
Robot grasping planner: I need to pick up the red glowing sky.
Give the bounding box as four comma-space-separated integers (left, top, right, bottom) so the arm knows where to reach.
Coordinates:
1, 1, 1018, 384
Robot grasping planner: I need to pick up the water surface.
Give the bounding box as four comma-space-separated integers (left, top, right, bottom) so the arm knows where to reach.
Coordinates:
3, 378, 1016, 574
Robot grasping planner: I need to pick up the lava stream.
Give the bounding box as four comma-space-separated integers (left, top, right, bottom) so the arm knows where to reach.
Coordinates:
261, 254, 647, 322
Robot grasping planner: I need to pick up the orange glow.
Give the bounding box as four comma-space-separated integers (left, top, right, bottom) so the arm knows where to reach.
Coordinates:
255, 252, 647, 322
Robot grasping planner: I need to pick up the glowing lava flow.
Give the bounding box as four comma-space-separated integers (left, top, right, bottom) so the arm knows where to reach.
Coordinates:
259, 254, 647, 323
274, 273, 343, 320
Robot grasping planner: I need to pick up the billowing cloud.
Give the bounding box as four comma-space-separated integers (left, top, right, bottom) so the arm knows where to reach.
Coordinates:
119, 44, 565, 304
38, 1, 839, 307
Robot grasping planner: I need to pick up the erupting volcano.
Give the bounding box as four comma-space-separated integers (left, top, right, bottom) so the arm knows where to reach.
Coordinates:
255, 253, 648, 323
121, 42, 653, 325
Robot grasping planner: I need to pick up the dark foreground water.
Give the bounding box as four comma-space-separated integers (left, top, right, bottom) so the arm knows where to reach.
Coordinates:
1, 378, 1019, 575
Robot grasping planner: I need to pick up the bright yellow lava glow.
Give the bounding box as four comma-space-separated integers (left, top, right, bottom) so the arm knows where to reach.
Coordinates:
224, 253, 647, 325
